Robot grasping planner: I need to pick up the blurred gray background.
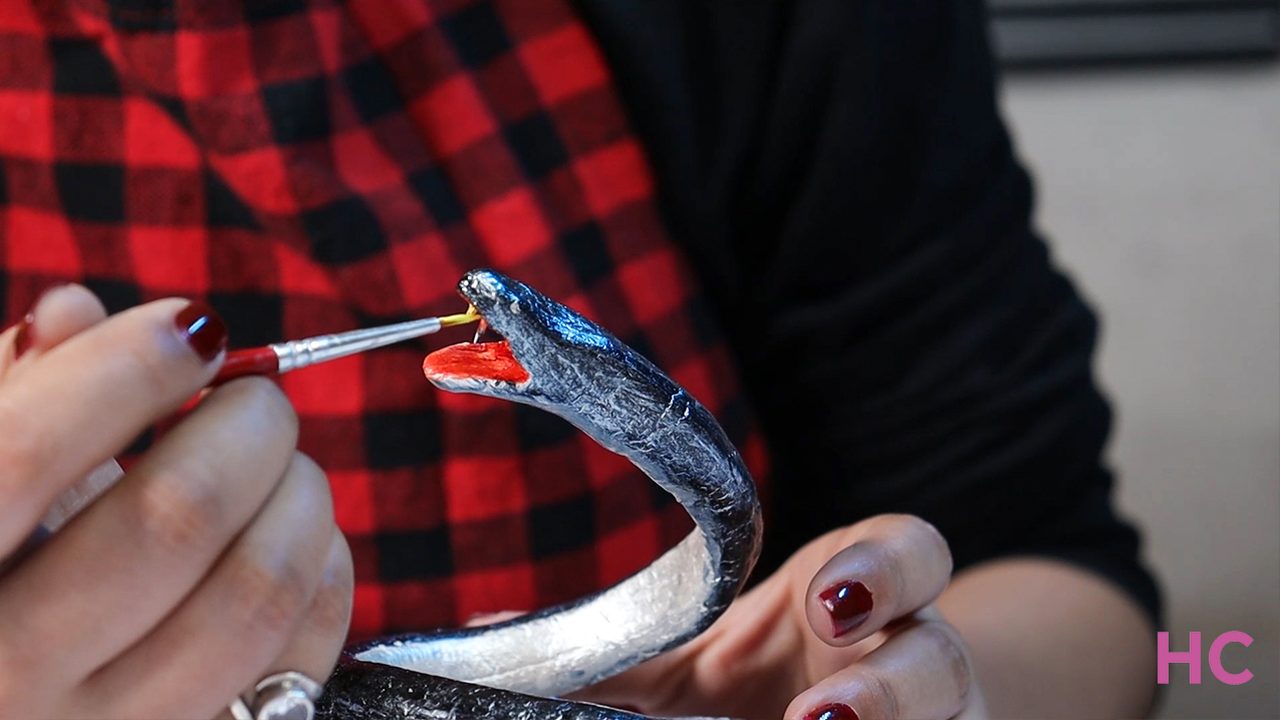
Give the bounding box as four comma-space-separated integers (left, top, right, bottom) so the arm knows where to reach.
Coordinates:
998, 55, 1279, 717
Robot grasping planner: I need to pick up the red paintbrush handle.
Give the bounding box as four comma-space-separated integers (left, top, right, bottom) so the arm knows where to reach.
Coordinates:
212, 347, 280, 385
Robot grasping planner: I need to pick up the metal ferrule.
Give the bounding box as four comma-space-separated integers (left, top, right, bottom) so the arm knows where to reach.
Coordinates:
272, 318, 445, 373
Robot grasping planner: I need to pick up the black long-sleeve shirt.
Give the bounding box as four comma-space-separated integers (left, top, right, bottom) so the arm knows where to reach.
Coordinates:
576, 0, 1161, 622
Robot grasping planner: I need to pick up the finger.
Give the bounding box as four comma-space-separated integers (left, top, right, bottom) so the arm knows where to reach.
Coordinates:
11, 284, 109, 360
0, 298, 227, 554
209, 534, 354, 720
785, 614, 974, 720
212, 531, 355, 720
0, 378, 297, 685
464, 610, 526, 627
77, 453, 336, 720
0, 286, 117, 547
805, 515, 952, 647
0, 285, 116, 570
246, 531, 354, 705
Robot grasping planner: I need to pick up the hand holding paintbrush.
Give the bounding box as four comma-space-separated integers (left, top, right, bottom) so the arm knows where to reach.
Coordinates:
0, 284, 479, 720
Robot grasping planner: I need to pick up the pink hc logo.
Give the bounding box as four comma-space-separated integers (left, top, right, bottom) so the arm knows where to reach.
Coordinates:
1157, 631, 1254, 685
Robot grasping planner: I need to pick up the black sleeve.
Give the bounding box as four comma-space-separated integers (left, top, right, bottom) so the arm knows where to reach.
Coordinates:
574, 0, 1161, 624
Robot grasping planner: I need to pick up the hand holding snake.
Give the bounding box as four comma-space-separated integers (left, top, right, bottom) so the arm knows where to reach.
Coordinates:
580, 516, 989, 720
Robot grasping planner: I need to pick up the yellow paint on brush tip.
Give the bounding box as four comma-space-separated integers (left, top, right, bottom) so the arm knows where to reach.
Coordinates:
438, 305, 481, 328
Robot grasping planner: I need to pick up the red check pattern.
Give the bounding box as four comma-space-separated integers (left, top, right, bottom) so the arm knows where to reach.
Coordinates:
0, 0, 767, 640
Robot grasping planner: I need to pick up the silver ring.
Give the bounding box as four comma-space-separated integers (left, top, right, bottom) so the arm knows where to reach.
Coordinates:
228, 697, 254, 720
228, 670, 322, 720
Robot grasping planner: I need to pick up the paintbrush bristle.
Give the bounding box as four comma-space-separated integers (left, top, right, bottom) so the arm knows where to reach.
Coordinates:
438, 305, 481, 328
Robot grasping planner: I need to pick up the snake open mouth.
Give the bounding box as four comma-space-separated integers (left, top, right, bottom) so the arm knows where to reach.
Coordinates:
422, 310, 532, 385
423, 339, 530, 384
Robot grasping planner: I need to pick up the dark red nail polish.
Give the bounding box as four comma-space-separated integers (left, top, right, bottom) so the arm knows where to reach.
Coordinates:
802, 703, 859, 720
12, 313, 34, 358
819, 580, 873, 637
174, 301, 227, 362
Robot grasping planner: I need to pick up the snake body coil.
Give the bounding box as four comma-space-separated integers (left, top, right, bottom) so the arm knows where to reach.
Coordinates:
317, 269, 762, 719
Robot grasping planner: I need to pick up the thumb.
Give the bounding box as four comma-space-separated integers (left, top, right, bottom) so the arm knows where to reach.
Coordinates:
4, 284, 108, 373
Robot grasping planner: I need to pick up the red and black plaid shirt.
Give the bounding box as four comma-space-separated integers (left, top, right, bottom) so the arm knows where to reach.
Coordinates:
0, 0, 767, 640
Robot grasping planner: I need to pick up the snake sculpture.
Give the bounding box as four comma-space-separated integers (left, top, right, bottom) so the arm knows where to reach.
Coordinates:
316, 269, 762, 719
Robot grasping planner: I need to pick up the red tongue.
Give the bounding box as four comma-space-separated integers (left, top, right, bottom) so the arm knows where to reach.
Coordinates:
423, 341, 530, 384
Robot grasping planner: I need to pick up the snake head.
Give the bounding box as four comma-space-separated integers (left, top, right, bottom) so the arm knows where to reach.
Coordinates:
423, 268, 647, 411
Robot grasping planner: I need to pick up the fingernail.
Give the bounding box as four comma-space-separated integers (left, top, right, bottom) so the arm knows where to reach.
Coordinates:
819, 580, 873, 638
802, 703, 859, 720
174, 301, 227, 362
12, 313, 34, 359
